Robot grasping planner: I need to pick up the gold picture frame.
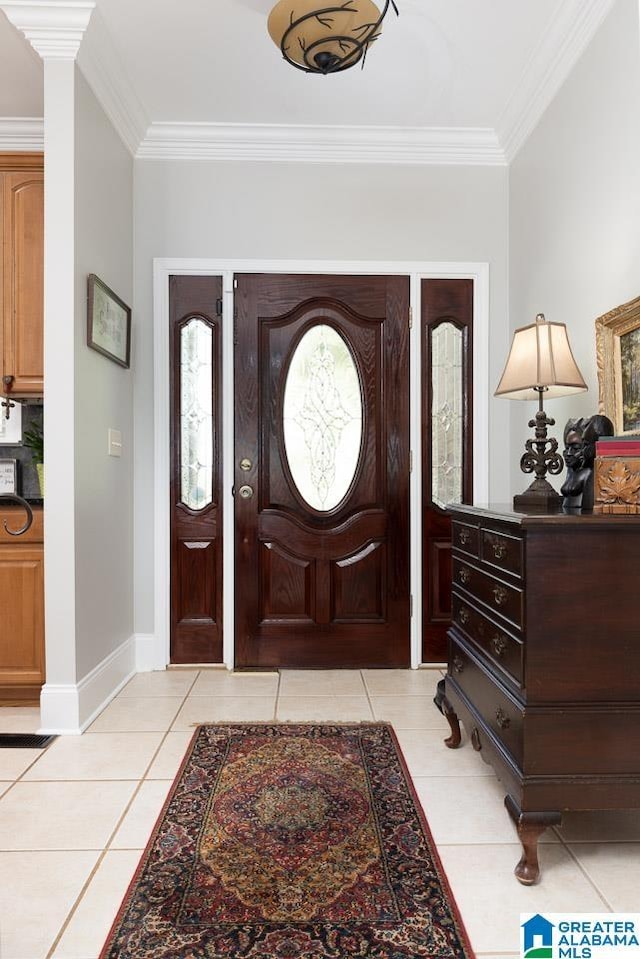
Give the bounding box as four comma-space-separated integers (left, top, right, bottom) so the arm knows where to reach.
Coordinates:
596, 294, 640, 435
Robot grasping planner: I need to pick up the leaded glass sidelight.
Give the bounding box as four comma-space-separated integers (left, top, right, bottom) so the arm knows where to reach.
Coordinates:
180, 318, 214, 511
431, 322, 463, 510
283, 324, 363, 512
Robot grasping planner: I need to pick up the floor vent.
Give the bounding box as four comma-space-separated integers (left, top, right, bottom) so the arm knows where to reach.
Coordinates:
0, 733, 56, 749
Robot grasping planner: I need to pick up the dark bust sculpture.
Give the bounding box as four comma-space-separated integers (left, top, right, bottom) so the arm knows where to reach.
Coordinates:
561, 414, 614, 510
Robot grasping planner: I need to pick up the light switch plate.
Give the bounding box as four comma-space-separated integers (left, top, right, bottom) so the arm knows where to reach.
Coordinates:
108, 428, 122, 457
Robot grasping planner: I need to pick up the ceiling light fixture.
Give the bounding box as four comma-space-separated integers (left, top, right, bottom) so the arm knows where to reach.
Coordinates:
267, 0, 398, 75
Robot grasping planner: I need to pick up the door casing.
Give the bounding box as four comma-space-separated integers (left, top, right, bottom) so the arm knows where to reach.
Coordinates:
152, 259, 490, 672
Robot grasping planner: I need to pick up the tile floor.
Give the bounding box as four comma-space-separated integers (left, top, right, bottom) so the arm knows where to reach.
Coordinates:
0, 668, 635, 958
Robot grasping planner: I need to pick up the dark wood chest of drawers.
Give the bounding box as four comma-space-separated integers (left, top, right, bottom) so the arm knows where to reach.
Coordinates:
443, 504, 640, 883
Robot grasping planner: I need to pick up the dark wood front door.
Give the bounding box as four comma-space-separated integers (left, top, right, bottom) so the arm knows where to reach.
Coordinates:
422, 278, 473, 663
170, 275, 223, 663
235, 274, 410, 668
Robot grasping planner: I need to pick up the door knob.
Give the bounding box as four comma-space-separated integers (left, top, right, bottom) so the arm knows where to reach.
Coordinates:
239, 458, 252, 471
238, 485, 254, 499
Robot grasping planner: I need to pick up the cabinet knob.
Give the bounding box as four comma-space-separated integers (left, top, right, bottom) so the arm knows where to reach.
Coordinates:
491, 633, 507, 658
452, 655, 465, 674
458, 606, 470, 626
2, 375, 14, 391
495, 707, 510, 730
459, 566, 471, 586
459, 528, 470, 546
493, 585, 508, 607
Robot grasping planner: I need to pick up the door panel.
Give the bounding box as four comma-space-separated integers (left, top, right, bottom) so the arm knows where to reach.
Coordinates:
235, 274, 410, 668
170, 275, 223, 663
422, 278, 473, 663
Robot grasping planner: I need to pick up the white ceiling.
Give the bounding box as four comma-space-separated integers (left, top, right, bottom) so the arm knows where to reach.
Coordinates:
94, 0, 560, 129
0, 0, 616, 162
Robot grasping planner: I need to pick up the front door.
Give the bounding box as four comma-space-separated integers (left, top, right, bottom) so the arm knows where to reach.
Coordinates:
234, 274, 410, 668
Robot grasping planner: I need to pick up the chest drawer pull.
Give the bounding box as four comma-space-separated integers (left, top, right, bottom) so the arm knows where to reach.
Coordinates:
459, 566, 471, 585
491, 633, 507, 657
491, 540, 507, 560
452, 655, 465, 674
459, 528, 470, 546
471, 727, 482, 751
493, 585, 508, 607
495, 707, 510, 729
458, 606, 470, 626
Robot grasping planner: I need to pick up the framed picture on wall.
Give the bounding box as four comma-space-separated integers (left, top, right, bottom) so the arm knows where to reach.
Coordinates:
596, 294, 640, 435
87, 274, 132, 369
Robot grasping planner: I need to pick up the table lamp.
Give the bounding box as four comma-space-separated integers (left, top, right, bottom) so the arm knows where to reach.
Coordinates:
495, 313, 588, 511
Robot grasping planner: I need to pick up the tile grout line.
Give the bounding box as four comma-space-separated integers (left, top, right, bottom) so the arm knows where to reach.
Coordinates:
556, 837, 617, 912
274, 669, 282, 720
2, 778, 167, 785
44, 669, 202, 959
360, 669, 376, 720
0, 731, 60, 800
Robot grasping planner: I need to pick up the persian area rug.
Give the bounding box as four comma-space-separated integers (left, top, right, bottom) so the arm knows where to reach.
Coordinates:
100, 723, 474, 959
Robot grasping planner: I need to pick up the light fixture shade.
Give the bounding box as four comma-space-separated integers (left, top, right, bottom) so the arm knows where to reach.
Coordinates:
495, 313, 588, 401
268, 0, 387, 74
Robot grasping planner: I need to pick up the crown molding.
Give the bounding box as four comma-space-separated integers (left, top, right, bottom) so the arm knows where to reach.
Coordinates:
136, 123, 507, 166
498, 0, 616, 162
76, 10, 149, 155
0, 117, 44, 150
0, 1, 94, 59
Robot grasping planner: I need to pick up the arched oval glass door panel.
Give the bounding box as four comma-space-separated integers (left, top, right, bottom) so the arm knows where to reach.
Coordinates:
180, 317, 214, 511
283, 324, 363, 512
431, 321, 464, 511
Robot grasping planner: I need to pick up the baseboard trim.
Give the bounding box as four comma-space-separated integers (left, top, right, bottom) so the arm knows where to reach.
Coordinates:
39, 635, 136, 734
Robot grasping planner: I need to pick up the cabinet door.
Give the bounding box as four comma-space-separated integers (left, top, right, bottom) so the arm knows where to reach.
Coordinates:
0, 545, 45, 688
2, 171, 44, 395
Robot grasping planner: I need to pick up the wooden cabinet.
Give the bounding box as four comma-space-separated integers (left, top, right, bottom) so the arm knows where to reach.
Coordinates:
0, 154, 44, 397
443, 505, 640, 884
0, 506, 44, 704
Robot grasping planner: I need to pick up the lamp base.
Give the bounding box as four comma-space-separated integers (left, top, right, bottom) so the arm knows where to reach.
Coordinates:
513, 477, 562, 513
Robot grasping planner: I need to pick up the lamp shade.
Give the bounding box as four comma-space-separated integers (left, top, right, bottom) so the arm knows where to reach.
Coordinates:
268, 0, 385, 74
495, 313, 587, 401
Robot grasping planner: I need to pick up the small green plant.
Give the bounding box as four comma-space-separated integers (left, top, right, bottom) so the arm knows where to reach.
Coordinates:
23, 419, 43, 464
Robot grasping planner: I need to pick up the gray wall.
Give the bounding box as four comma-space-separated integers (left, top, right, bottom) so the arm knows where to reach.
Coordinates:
133, 160, 510, 635
509, 0, 640, 493
74, 69, 134, 679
